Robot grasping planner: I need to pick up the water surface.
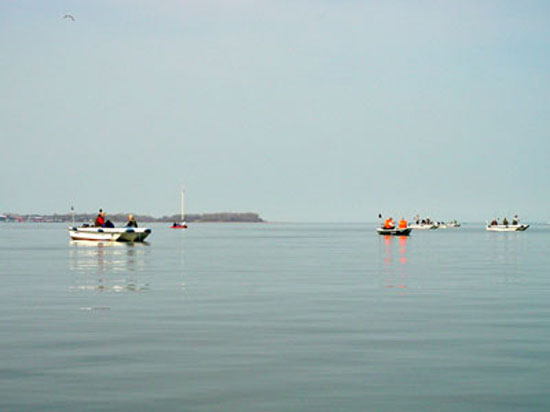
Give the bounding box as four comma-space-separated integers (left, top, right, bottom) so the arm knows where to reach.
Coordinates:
1, 223, 549, 411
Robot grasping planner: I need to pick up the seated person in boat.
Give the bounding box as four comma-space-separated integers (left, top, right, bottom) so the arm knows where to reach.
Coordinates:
125, 214, 138, 228
512, 215, 519, 225
502, 217, 509, 226
398, 218, 408, 229
490, 218, 498, 226
94, 210, 114, 228
94, 210, 105, 227
384, 217, 395, 229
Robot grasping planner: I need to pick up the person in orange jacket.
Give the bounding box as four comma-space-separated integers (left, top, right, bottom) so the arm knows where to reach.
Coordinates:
384, 217, 395, 229
398, 217, 408, 229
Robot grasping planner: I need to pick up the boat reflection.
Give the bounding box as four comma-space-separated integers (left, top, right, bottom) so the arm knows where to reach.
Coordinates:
486, 230, 526, 284
398, 236, 408, 265
380, 235, 409, 291
69, 240, 151, 293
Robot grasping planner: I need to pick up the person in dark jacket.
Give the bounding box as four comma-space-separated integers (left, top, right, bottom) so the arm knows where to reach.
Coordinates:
125, 214, 138, 228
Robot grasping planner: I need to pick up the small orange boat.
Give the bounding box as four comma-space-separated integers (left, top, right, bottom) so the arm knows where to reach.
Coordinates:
171, 223, 187, 229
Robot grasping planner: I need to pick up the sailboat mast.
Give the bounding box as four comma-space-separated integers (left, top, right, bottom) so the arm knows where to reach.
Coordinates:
181, 188, 185, 222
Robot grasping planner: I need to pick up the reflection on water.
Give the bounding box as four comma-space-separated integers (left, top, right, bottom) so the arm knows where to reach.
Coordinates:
380, 235, 409, 291
69, 241, 151, 293
486, 231, 527, 285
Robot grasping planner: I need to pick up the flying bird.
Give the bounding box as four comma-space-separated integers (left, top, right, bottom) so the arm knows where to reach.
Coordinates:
63, 14, 75, 21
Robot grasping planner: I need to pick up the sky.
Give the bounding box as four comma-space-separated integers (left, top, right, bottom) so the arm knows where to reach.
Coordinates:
1, 0, 549, 222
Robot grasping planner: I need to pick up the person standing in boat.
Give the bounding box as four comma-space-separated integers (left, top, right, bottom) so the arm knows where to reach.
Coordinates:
125, 214, 138, 228
94, 209, 105, 227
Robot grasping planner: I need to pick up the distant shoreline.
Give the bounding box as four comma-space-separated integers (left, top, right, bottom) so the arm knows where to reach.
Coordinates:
0, 212, 264, 223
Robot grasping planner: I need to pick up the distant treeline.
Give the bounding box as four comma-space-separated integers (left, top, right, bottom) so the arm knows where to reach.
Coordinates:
14, 212, 264, 223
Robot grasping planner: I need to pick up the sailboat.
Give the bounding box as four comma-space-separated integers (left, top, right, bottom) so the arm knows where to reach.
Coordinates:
170, 188, 188, 229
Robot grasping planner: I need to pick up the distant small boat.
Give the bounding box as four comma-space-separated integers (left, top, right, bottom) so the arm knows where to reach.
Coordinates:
68, 226, 151, 242
409, 223, 438, 230
376, 227, 412, 236
447, 220, 461, 228
486, 224, 529, 232
171, 188, 188, 229
171, 222, 187, 229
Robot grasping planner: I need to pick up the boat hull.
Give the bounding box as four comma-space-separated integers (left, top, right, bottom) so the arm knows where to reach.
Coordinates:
68, 227, 152, 242
376, 227, 412, 236
486, 225, 529, 232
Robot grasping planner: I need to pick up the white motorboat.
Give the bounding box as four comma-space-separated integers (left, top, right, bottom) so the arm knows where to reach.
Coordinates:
68, 226, 152, 242
447, 221, 461, 228
486, 224, 529, 232
409, 223, 438, 230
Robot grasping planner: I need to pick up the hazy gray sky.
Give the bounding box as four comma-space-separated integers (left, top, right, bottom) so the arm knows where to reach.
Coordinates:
1, 0, 549, 221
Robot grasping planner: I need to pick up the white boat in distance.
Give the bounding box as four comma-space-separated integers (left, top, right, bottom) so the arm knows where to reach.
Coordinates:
486, 224, 529, 232
409, 223, 438, 230
68, 226, 152, 242
435, 221, 460, 229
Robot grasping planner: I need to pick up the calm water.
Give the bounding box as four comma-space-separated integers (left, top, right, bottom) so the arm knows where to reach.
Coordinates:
1, 222, 550, 411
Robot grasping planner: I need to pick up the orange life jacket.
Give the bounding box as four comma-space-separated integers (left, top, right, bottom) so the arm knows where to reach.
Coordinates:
399, 219, 407, 229
384, 219, 394, 229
